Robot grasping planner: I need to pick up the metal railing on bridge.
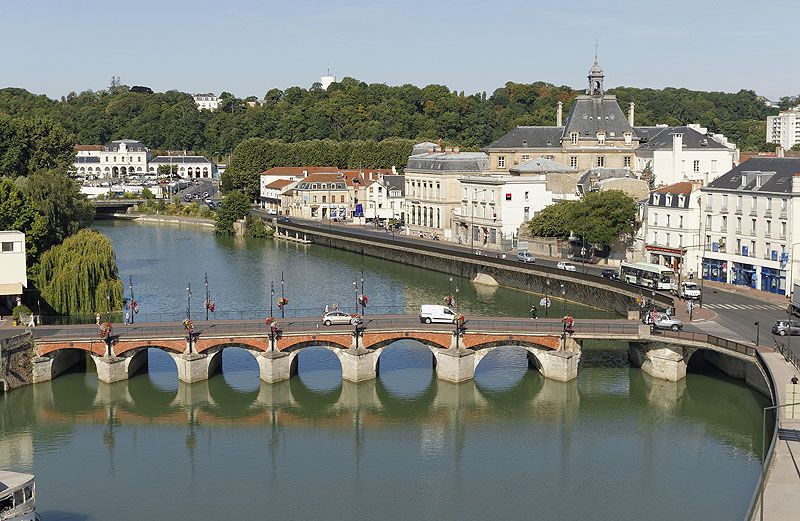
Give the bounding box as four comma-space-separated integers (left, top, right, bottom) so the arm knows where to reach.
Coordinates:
654, 329, 757, 358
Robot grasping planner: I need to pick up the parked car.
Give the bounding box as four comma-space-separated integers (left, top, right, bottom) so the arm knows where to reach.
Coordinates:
671, 281, 701, 300
474, 250, 484, 256
772, 320, 800, 336
419, 305, 457, 324
517, 251, 536, 264
652, 314, 683, 331
601, 269, 618, 280
278, 216, 293, 223
557, 261, 577, 272
322, 311, 352, 326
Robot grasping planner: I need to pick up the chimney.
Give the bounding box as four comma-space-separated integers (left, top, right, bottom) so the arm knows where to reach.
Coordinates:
391, 165, 397, 174
777, 146, 785, 158
556, 101, 563, 127
628, 102, 635, 126
303, 170, 308, 177
673, 132, 683, 152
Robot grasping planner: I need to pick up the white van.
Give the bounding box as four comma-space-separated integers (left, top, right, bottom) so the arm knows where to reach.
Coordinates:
419, 304, 457, 324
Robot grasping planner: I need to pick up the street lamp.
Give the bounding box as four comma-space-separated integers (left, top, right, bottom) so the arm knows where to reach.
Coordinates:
270, 281, 274, 319
185, 284, 192, 320
544, 279, 551, 318
106, 290, 111, 322
353, 280, 359, 314
360, 269, 365, 315
560, 283, 566, 317
204, 273, 210, 321
754, 321, 760, 347
281, 271, 285, 318
128, 276, 135, 324
580, 237, 588, 274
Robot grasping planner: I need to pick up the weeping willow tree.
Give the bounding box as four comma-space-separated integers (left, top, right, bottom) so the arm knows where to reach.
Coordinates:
36, 229, 123, 316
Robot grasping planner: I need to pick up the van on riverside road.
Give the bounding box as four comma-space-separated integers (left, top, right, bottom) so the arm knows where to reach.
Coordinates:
419, 305, 457, 324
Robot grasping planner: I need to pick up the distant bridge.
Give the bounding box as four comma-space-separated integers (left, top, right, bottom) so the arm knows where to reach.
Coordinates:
30, 315, 764, 392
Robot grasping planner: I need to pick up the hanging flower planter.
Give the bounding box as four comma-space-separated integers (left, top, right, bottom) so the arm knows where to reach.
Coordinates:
277, 297, 288, 309
358, 295, 369, 307
456, 314, 466, 325
183, 319, 194, 333
130, 299, 140, 314
264, 317, 275, 325
204, 299, 215, 312
443, 295, 455, 307
99, 322, 113, 339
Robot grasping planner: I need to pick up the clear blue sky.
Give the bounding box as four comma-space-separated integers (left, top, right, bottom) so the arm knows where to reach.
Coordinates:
2, 0, 796, 100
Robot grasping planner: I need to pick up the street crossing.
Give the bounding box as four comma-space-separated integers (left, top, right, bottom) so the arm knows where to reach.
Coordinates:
703, 302, 785, 311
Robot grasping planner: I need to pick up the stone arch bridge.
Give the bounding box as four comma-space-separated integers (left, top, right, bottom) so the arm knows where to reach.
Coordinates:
29, 315, 763, 391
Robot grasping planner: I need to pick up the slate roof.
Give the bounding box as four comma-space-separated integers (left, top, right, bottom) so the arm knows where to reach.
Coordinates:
650, 182, 695, 208
411, 142, 440, 155
74, 144, 103, 152
150, 156, 212, 164
259, 166, 338, 176
562, 95, 633, 137
705, 157, 800, 194
75, 156, 100, 164
483, 127, 564, 150
406, 152, 489, 173
510, 157, 576, 174
637, 126, 728, 151
382, 174, 405, 194
106, 139, 147, 152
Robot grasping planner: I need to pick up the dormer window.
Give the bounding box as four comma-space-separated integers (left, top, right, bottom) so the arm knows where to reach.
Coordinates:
597, 132, 605, 145
570, 132, 579, 145
666, 195, 673, 206
678, 194, 686, 206
624, 132, 632, 145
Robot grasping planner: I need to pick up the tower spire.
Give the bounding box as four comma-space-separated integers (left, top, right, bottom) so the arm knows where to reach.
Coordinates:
587, 41, 604, 97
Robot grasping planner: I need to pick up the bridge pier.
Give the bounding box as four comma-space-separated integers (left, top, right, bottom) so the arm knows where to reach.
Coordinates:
258, 351, 294, 383
32, 350, 84, 384
170, 352, 221, 384
92, 353, 147, 384
432, 348, 475, 383
339, 348, 381, 382
628, 342, 686, 382
537, 350, 580, 382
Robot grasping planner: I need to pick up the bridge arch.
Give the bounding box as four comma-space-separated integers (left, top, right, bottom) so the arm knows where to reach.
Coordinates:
375, 340, 436, 399
205, 345, 263, 393
363, 332, 451, 351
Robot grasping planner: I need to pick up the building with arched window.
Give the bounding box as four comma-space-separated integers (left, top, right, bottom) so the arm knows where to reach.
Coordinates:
73, 139, 216, 180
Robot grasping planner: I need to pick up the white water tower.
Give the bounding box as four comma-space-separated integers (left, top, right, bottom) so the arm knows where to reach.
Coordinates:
320, 68, 336, 90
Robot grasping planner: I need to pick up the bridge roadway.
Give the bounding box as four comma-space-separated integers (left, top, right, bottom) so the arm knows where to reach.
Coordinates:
30, 315, 764, 392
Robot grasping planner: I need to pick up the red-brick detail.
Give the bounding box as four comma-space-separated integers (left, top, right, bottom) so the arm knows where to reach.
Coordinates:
36, 340, 106, 357
115, 339, 185, 355
362, 332, 451, 349
463, 334, 560, 350
194, 337, 270, 354
276, 334, 350, 352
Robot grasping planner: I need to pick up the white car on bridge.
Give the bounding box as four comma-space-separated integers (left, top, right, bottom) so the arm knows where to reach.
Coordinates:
557, 261, 577, 272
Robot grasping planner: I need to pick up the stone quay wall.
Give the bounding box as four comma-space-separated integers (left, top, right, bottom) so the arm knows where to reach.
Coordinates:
0, 332, 34, 392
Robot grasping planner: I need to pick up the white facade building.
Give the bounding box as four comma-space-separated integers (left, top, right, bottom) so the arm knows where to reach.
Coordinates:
193, 93, 219, 111
635, 125, 738, 187
767, 107, 800, 150
700, 157, 800, 296
0, 231, 27, 311
453, 158, 578, 250
363, 175, 405, 221
148, 155, 216, 179
73, 139, 216, 180
645, 182, 703, 278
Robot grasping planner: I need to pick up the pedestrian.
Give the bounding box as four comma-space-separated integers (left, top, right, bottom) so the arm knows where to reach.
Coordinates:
95, 312, 101, 325
666, 306, 672, 317
530, 305, 538, 319
324, 304, 329, 314
124, 311, 130, 325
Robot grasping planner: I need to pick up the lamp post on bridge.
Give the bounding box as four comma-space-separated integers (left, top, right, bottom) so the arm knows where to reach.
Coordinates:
204, 273, 210, 321
353, 280, 359, 314
106, 290, 111, 323
128, 276, 135, 324
186, 284, 192, 321
560, 283, 565, 317
544, 279, 550, 319
270, 281, 275, 319
281, 271, 285, 319
754, 321, 760, 347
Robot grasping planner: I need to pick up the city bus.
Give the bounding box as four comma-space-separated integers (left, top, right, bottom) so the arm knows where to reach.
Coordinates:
619, 261, 675, 290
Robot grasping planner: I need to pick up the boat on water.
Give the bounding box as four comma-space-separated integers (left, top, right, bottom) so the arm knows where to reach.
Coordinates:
0, 471, 38, 521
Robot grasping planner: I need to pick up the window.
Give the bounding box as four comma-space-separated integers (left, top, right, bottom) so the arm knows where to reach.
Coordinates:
767, 197, 773, 210
666, 195, 673, 206
1, 241, 13, 252
570, 156, 578, 168
706, 215, 711, 229
498, 156, 505, 168
737, 195, 742, 210
693, 160, 700, 173
679, 234, 683, 247
570, 132, 578, 145
521, 155, 529, 162
706, 235, 711, 248
322, 195, 327, 203
505, 193, 512, 201
312, 195, 317, 203
666, 214, 671, 227
766, 242, 772, 256
752, 218, 757, 234
524, 207, 530, 220
766, 220, 772, 236
653, 231, 658, 244
653, 213, 658, 226
624, 156, 631, 168
524, 191, 529, 201
711, 160, 717, 173
665, 233, 671, 246
596, 156, 605, 167
736, 217, 741, 233
681, 160, 686, 173
750, 240, 756, 257
782, 222, 787, 237
782, 198, 788, 212
678, 215, 684, 229
722, 194, 728, 208
340, 195, 345, 203
597, 132, 605, 145
737, 238, 741, 253
624, 132, 632, 145
721, 216, 727, 231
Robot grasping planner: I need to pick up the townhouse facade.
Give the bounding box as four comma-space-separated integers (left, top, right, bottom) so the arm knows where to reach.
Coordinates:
644, 182, 703, 277
0, 231, 26, 312
700, 157, 800, 295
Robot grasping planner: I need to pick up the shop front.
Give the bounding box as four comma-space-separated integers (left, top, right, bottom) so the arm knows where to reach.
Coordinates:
702, 258, 727, 283
760, 266, 787, 295
647, 246, 684, 272
731, 262, 757, 288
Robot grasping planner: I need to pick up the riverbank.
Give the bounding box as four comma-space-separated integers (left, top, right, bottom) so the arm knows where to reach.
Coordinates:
127, 214, 215, 228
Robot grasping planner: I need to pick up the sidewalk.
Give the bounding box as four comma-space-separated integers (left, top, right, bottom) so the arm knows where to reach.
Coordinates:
702, 279, 790, 307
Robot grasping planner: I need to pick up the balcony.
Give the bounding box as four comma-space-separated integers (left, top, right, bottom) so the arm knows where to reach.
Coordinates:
705, 205, 713, 212
780, 210, 787, 219
749, 208, 758, 216
765, 210, 772, 218
735, 207, 743, 215
720, 206, 729, 214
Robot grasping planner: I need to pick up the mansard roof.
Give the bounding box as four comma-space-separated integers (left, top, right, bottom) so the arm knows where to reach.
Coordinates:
483, 127, 564, 150
637, 126, 728, 150
562, 95, 633, 137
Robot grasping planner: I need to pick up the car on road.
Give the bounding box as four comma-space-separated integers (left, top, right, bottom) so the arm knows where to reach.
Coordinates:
652, 314, 683, 331
278, 216, 293, 223
600, 269, 618, 280
557, 261, 577, 272
671, 281, 701, 300
322, 311, 352, 326
772, 320, 800, 336
517, 251, 536, 263
419, 304, 457, 324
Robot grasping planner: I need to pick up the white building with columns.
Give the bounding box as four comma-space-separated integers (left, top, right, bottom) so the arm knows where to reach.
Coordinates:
700, 157, 800, 296
635, 125, 738, 187
193, 93, 219, 111
73, 139, 216, 180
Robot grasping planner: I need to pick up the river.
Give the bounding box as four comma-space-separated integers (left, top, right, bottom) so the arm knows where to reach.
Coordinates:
0, 220, 770, 520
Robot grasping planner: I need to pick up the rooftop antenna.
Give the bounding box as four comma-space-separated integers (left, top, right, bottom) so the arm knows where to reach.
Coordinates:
594, 37, 599, 63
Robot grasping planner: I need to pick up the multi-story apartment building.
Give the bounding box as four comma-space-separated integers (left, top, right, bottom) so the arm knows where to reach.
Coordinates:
193, 93, 219, 111
645, 182, 702, 277
700, 157, 800, 295
483, 60, 639, 173
635, 125, 738, 187
453, 158, 578, 250
766, 107, 800, 150
404, 147, 489, 239
362, 175, 405, 221
281, 172, 354, 221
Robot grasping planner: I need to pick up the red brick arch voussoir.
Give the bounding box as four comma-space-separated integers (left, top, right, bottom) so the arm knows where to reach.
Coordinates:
462, 334, 561, 351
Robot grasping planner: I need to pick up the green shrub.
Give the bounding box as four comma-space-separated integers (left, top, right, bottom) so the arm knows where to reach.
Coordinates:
12, 304, 31, 322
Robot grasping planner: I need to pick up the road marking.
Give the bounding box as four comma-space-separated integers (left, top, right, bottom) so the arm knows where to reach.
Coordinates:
705, 303, 783, 310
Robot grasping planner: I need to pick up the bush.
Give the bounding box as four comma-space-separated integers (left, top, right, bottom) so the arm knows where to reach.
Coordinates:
245, 215, 272, 238
12, 304, 31, 322
142, 188, 155, 199
122, 191, 136, 199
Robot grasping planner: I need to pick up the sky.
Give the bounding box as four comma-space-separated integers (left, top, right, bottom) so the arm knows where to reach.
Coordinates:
1, 0, 797, 100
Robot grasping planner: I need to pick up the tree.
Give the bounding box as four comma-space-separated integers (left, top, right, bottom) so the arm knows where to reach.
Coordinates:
35, 229, 123, 316
570, 190, 638, 246
526, 200, 576, 239
157, 164, 178, 178
244, 215, 272, 238
792, 144, 800, 152
23, 169, 95, 249
214, 190, 252, 235
0, 177, 47, 263
0, 114, 75, 177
